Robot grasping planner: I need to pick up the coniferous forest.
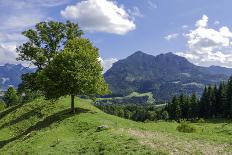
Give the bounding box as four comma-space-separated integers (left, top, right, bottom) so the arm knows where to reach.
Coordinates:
167, 76, 232, 120
95, 76, 232, 122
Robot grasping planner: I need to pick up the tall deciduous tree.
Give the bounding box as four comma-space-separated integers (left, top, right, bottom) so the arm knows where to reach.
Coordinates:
17, 21, 83, 92
39, 38, 109, 113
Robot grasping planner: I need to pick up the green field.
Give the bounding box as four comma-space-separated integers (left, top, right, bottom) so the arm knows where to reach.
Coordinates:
0, 97, 232, 154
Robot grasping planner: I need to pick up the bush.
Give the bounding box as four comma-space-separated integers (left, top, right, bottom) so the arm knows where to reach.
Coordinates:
177, 120, 196, 133
197, 118, 206, 123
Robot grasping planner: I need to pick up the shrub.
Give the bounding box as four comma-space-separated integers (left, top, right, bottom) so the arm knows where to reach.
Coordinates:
197, 118, 206, 123
177, 120, 196, 133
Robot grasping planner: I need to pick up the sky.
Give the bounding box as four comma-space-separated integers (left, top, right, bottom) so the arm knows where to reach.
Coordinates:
1, 0, 232, 72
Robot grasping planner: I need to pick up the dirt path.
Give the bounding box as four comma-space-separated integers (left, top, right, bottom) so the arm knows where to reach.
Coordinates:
117, 128, 230, 155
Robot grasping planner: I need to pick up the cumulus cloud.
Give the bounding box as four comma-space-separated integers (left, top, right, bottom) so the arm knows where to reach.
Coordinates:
0, 12, 43, 65
0, 0, 51, 65
99, 57, 118, 73
0, 44, 18, 65
176, 15, 232, 67
195, 14, 208, 27
164, 33, 179, 40
61, 0, 136, 35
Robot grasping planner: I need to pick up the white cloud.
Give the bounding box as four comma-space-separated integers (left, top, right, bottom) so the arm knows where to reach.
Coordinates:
0, 13, 43, 31
0, 12, 44, 65
148, 0, 157, 9
61, 0, 136, 35
99, 57, 118, 73
0, 44, 18, 65
164, 33, 179, 40
176, 15, 232, 67
195, 14, 208, 27
0, 0, 49, 65
0, 32, 25, 43
182, 25, 188, 29
128, 6, 143, 18
214, 20, 220, 25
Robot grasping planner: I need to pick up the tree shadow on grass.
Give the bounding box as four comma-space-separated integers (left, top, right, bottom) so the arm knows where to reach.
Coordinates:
0, 107, 92, 149
0, 103, 26, 120
0, 108, 43, 130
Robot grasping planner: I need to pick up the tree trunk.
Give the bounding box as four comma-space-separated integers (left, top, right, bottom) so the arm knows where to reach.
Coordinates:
70, 95, 75, 113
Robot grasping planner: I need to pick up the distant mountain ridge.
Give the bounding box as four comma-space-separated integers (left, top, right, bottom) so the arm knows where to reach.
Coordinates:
104, 51, 232, 101
0, 64, 35, 90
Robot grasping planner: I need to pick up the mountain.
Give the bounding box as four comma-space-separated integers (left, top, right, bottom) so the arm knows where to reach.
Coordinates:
203, 65, 232, 76
0, 64, 35, 90
104, 51, 232, 101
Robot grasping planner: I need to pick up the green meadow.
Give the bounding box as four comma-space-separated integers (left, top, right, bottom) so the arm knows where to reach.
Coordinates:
0, 97, 231, 154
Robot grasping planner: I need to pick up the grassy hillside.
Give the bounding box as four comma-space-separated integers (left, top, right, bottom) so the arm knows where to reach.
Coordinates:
0, 97, 232, 154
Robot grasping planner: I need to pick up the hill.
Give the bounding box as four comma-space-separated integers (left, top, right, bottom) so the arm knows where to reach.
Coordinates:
0, 97, 232, 154
104, 51, 232, 101
0, 64, 35, 90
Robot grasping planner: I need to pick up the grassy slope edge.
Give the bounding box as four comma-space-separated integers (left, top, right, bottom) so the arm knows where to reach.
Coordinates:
0, 97, 231, 154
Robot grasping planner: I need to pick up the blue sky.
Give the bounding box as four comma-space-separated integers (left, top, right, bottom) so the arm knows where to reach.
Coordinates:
1, 0, 232, 71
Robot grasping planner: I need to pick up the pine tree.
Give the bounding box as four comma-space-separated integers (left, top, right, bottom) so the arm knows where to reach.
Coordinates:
190, 93, 198, 118
216, 82, 227, 117
226, 77, 232, 118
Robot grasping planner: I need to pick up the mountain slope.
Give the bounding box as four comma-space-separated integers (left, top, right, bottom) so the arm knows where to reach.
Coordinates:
104, 51, 231, 101
0, 97, 231, 154
0, 64, 35, 90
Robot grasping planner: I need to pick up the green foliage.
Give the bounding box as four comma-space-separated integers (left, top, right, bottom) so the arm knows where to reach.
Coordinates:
95, 102, 166, 122
38, 38, 109, 112
17, 21, 108, 112
2, 87, 19, 107
177, 120, 196, 133
0, 100, 5, 111
197, 118, 206, 123
17, 21, 83, 69
17, 21, 83, 94
167, 76, 232, 120
160, 111, 169, 120
40, 38, 109, 98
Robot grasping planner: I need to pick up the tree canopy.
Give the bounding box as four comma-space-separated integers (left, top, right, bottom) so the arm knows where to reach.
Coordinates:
17, 21, 83, 70
17, 21, 109, 112
166, 77, 232, 120
17, 21, 83, 93
39, 38, 109, 112
2, 87, 19, 107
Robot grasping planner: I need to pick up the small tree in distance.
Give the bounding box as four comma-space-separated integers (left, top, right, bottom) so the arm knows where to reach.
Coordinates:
39, 38, 109, 113
3, 87, 19, 107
